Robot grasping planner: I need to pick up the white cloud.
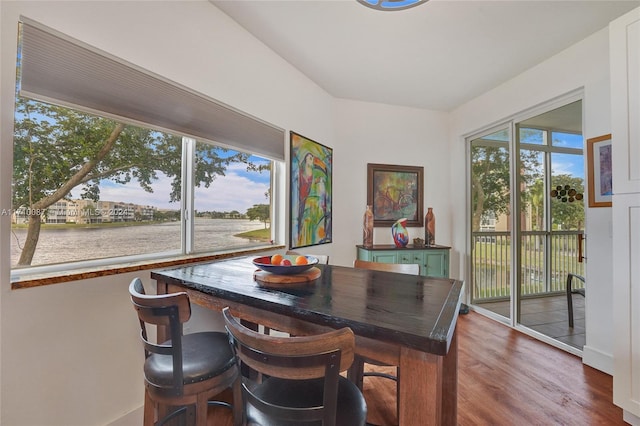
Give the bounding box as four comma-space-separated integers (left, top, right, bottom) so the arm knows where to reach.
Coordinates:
91, 168, 269, 213
195, 172, 269, 213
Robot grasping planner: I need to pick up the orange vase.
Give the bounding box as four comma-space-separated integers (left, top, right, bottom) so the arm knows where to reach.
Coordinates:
363, 205, 374, 247
425, 207, 435, 246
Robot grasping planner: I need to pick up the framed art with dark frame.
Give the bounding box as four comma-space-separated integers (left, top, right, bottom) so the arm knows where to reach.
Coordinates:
367, 163, 423, 227
289, 131, 332, 249
586, 134, 612, 208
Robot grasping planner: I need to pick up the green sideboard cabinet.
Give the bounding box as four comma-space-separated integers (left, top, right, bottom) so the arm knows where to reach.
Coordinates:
356, 244, 451, 278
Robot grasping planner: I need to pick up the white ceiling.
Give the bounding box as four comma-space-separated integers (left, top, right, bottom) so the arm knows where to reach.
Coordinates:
211, 0, 638, 112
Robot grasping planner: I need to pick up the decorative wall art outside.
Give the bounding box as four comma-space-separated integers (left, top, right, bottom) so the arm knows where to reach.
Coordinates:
290, 132, 332, 249
587, 134, 612, 207
367, 163, 423, 227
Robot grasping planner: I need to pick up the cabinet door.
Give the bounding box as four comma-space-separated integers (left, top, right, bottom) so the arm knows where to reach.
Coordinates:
612, 193, 640, 416
423, 252, 448, 278
611, 7, 640, 194
398, 251, 423, 268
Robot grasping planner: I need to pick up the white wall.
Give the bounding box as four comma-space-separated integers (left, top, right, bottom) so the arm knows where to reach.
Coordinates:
449, 28, 614, 373
0, 1, 619, 424
331, 99, 450, 267
0, 2, 334, 425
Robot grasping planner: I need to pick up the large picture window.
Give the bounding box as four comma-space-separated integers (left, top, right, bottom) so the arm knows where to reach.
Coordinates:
11, 98, 275, 272
10, 18, 283, 277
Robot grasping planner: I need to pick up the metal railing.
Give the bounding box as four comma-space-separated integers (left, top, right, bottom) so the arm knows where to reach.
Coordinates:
471, 231, 584, 303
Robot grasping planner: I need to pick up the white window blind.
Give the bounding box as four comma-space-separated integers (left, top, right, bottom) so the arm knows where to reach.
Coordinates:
17, 17, 285, 161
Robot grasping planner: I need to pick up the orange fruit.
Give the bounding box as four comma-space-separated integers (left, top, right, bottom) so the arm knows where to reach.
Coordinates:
271, 254, 283, 265
295, 256, 308, 265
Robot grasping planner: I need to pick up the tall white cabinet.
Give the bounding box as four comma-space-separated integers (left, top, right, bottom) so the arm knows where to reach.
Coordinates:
611, 7, 640, 425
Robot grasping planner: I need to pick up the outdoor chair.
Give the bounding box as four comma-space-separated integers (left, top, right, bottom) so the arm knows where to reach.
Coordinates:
566, 273, 585, 328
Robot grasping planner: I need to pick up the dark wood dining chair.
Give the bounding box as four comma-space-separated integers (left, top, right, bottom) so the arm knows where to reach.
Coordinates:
566, 273, 585, 328
129, 278, 242, 426
351, 259, 420, 424
222, 307, 367, 426
353, 259, 419, 275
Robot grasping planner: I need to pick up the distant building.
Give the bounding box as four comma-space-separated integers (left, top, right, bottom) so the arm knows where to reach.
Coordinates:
11, 199, 156, 224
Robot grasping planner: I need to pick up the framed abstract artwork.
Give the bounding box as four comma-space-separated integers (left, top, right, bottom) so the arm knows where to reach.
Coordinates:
289, 132, 332, 249
367, 163, 423, 227
586, 134, 612, 207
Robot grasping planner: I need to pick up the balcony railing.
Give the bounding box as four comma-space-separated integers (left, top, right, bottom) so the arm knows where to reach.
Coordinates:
471, 231, 584, 303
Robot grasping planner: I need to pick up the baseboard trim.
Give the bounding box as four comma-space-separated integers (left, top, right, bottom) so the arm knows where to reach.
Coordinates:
624, 410, 640, 425
107, 405, 143, 426
582, 344, 613, 375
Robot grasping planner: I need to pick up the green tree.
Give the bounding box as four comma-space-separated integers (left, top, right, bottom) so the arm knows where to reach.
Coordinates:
471, 145, 511, 231
246, 204, 270, 228
471, 136, 541, 232
12, 97, 257, 265
527, 179, 545, 231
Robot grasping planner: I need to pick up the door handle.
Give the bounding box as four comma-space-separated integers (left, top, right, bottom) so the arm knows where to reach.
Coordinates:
577, 233, 586, 263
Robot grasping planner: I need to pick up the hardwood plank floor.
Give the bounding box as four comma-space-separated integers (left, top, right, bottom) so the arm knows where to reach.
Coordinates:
206, 311, 622, 425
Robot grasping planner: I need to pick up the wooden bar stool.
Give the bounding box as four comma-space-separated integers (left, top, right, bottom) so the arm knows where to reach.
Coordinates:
350, 259, 421, 425
223, 307, 367, 426
129, 278, 242, 426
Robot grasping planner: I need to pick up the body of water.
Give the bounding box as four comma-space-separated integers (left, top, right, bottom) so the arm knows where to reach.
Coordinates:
11, 218, 266, 268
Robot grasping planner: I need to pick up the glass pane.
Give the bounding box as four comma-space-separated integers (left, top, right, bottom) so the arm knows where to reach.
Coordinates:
549, 152, 585, 296
470, 130, 511, 317
550, 152, 585, 230
519, 149, 545, 300
520, 150, 545, 231
12, 97, 182, 268
552, 131, 583, 149
193, 141, 272, 252
519, 127, 545, 145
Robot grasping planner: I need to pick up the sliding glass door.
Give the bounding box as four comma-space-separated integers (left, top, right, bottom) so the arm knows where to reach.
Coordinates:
469, 99, 586, 351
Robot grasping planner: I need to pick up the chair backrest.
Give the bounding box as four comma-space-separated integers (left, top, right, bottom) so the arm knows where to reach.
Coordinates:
129, 278, 191, 391
287, 250, 330, 265
222, 307, 354, 424
353, 259, 420, 275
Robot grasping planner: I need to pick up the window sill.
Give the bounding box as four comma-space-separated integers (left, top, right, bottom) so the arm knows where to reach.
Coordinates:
10, 245, 285, 290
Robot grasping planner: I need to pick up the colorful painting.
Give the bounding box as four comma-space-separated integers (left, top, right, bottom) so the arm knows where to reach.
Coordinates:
290, 132, 332, 249
587, 134, 612, 207
367, 163, 423, 227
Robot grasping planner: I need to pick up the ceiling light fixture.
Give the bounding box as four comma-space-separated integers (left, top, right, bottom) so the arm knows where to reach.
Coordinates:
356, 0, 429, 11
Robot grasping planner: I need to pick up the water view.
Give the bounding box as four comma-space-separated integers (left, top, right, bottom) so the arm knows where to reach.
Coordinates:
11, 218, 266, 268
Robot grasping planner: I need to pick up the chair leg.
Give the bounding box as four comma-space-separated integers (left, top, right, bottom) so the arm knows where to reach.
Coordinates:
143, 390, 155, 426
567, 274, 575, 328
395, 366, 400, 423
232, 376, 244, 426
195, 394, 208, 426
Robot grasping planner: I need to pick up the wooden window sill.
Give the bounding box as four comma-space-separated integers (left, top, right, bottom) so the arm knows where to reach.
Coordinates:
11, 245, 284, 290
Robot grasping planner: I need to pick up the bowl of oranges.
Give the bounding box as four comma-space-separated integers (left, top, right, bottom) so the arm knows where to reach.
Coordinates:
252, 254, 319, 275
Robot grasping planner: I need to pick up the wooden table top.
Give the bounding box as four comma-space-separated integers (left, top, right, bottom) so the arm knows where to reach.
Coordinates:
151, 256, 463, 356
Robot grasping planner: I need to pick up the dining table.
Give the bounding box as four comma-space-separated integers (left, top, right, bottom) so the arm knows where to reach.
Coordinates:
151, 255, 463, 426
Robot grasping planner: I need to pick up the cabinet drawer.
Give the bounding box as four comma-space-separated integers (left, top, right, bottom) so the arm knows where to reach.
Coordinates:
371, 253, 398, 263
356, 245, 450, 278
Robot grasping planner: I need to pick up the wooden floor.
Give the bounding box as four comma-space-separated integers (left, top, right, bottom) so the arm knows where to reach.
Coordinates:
206, 311, 621, 425
475, 294, 585, 350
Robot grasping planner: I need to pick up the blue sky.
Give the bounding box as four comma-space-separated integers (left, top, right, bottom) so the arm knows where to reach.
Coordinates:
96, 160, 270, 213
